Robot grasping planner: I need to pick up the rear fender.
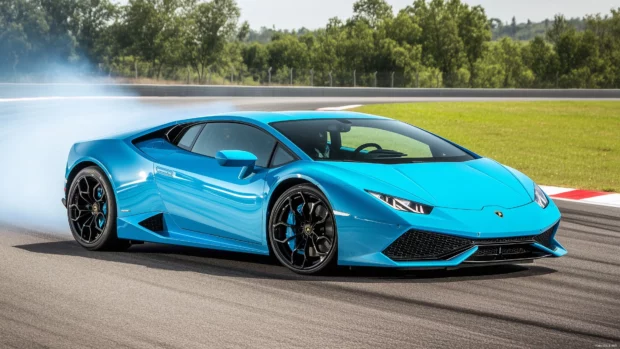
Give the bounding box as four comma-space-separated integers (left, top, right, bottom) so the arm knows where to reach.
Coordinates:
66, 140, 165, 218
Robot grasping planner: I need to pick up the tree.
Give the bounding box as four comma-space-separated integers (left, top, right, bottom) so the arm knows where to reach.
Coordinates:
473, 38, 533, 88
120, 0, 191, 77
511, 16, 517, 38
408, 0, 490, 87
242, 42, 269, 73
183, 0, 242, 83
311, 20, 345, 83
374, 9, 423, 82
352, 0, 393, 28
71, 0, 119, 64
409, 0, 464, 87
546, 14, 571, 44
0, 0, 39, 78
584, 9, 620, 87
471, 56, 504, 87
267, 34, 311, 71
458, 5, 491, 85
498, 38, 534, 87
489, 18, 502, 29
523, 36, 556, 87
341, 20, 375, 75
237, 20, 250, 41
0, 0, 88, 78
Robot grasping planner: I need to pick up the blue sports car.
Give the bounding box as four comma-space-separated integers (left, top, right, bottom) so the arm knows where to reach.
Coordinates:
63, 111, 566, 274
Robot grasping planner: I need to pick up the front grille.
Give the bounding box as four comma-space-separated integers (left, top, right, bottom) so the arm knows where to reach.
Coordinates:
383, 230, 473, 261
383, 224, 558, 262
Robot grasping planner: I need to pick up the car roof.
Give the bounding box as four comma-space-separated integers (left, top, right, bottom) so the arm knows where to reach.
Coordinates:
178, 110, 388, 125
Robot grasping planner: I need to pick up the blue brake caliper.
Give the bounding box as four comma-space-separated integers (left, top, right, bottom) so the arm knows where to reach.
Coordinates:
98, 202, 108, 228
286, 204, 304, 253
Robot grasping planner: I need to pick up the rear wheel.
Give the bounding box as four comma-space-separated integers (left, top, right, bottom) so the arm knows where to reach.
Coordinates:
66, 166, 130, 251
269, 184, 337, 275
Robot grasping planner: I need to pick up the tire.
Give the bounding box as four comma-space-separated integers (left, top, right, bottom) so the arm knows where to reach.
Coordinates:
269, 184, 338, 275
66, 166, 130, 251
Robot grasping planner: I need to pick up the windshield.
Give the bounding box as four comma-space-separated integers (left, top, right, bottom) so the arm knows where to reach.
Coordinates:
271, 118, 476, 164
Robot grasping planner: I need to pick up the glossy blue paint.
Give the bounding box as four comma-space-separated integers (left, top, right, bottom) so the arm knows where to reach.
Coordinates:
148, 145, 267, 246
65, 139, 166, 218
64, 111, 565, 268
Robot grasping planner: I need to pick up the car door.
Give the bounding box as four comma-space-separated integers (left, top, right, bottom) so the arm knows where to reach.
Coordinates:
153, 122, 277, 245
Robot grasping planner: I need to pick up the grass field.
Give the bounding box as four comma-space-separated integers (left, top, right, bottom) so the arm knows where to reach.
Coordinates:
354, 102, 620, 193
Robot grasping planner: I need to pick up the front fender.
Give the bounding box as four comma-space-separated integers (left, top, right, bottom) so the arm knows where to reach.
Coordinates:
265, 162, 407, 225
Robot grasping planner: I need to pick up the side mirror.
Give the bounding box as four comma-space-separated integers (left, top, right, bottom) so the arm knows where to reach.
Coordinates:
215, 150, 257, 167
215, 150, 257, 179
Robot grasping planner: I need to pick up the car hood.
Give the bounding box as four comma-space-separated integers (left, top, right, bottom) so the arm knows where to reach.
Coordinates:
323, 158, 533, 210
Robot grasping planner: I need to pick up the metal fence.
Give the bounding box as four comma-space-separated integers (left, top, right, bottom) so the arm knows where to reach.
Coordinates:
103, 65, 421, 88
3, 61, 440, 88
2, 59, 617, 90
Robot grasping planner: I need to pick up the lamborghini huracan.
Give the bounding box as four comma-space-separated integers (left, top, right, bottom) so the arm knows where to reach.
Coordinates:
63, 111, 566, 274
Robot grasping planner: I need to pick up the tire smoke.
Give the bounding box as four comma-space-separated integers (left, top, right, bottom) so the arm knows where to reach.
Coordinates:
0, 86, 235, 234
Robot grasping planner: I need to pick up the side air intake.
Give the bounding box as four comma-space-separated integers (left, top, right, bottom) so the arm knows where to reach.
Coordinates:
139, 213, 165, 232
534, 226, 555, 249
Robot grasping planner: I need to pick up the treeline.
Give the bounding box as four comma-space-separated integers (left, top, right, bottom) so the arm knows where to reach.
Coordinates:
490, 17, 586, 41
246, 17, 585, 44
1, 0, 619, 88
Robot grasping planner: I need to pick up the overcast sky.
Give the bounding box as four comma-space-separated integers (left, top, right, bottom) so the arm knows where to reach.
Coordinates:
235, 0, 618, 29
114, 0, 618, 30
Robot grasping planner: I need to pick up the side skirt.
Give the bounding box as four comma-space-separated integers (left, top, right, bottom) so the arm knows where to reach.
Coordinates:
117, 212, 270, 256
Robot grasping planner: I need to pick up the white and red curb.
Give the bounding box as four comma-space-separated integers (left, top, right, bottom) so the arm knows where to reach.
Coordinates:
541, 186, 620, 208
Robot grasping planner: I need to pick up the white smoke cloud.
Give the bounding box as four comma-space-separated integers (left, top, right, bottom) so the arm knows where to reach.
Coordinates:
0, 87, 235, 234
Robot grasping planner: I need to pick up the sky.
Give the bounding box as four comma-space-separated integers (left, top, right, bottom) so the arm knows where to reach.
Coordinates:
113, 0, 619, 30
235, 0, 618, 30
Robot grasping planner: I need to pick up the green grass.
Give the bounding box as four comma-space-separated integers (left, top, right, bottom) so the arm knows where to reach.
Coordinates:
354, 102, 620, 192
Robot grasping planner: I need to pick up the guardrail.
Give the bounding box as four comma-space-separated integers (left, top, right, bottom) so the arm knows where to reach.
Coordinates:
1, 83, 620, 99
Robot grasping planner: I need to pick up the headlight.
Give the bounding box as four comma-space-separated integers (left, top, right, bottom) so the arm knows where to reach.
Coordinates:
366, 190, 433, 214
534, 184, 549, 209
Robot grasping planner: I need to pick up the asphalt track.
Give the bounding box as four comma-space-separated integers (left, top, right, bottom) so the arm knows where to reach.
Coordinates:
1, 97, 619, 349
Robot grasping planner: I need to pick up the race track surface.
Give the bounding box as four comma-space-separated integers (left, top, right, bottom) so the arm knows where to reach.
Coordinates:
0, 97, 619, 348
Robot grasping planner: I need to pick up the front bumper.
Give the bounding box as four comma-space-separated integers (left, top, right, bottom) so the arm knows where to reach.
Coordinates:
335, 200, 566, 268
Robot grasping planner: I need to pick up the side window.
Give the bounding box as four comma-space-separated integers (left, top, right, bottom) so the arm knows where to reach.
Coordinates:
192, 123, 276, 167
176, 124, 203, 150
271, 145, 296, 167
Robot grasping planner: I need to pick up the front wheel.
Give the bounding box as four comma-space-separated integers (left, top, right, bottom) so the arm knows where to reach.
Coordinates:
66, 166, 130, 251
269, 184, 338, 275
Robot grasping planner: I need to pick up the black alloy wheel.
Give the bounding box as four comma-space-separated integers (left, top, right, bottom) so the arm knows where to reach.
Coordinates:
67, 167, 129, 251
269, 184, 337, 274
